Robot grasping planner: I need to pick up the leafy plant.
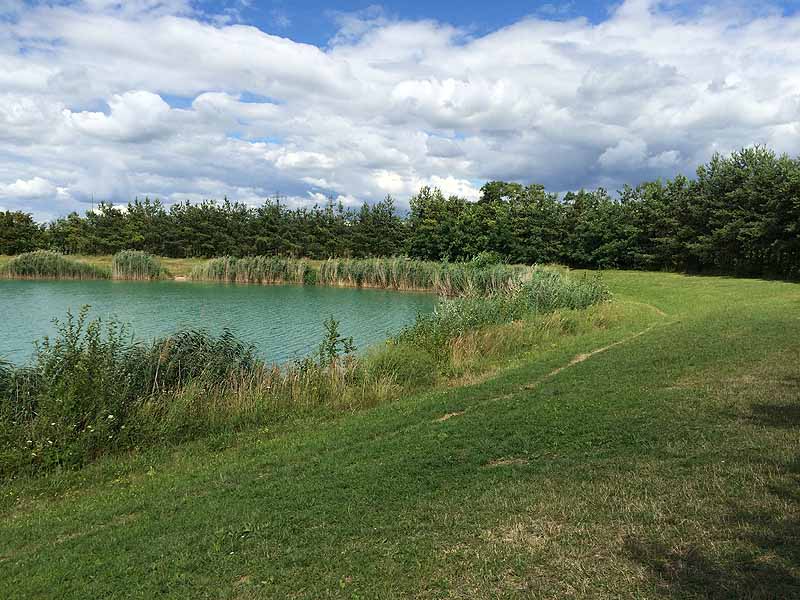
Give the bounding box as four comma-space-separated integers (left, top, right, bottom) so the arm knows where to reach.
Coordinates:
317, 317, 356, 367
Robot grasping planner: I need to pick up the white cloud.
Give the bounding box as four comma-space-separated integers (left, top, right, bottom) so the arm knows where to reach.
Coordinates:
65, 91, 174, 142
598, 139, 648, 169
0, 177, 57, 199
0, 0, 799, 219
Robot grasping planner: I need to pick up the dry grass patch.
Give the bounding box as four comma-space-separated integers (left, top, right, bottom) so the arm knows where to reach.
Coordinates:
483, 457, 530, 468
435, 412, 465, 422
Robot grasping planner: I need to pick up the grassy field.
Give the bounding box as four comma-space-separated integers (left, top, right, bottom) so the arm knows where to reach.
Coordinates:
1, 271, 798, 598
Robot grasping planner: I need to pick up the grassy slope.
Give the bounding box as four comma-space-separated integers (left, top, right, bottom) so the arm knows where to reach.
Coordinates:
1, 271, 799, 598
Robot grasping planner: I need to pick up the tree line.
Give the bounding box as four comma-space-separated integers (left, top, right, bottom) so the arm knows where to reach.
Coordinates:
1, 146, 798, 277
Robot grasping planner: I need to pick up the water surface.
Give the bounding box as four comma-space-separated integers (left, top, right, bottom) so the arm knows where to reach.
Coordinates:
0, 280, 435, 365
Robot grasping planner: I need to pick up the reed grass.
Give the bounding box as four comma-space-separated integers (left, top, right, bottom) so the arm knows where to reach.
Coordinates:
0, 268, 610, 475
397, 268, 610, 359
0, 250, 109, 280
189, 255, 534, 294
111, 250, 166, 280
316, 257, 534, 295
189, 256, 311, 285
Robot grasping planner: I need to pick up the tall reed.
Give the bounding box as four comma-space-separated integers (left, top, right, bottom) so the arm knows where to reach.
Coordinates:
112, 250, 166, 280
189, 256, 311, 285
396, 269, 610, 358
189, 255, 535, 295
318, 257, 533, 296
0, 250, 109, 280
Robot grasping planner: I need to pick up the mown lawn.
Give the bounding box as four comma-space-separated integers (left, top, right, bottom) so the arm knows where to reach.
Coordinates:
1, 271, 798, 598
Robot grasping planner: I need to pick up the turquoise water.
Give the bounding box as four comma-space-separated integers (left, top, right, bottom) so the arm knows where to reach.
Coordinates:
0, 280, 436, 365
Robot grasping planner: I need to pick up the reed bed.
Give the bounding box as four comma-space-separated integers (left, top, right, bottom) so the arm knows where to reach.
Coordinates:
0, 250, 109, 280
190, 255, 534, 294
397, 269, 610, 358
189, 256, 311, 285
317, 257, 534, 296
111, 250, 166, 280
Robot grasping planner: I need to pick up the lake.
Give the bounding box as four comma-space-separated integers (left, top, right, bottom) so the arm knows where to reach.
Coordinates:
0, 280, 436, 365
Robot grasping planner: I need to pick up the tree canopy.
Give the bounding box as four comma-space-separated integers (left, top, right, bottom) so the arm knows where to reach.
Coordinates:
2, 147, 798, 278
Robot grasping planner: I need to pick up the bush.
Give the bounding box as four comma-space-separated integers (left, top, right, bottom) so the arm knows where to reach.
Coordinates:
0, 307, 258, 474
469, 251, 505, 268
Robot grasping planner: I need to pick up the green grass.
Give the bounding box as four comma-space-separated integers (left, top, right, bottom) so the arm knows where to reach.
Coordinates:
1, 271, 799, 598
1, 254, 537, 295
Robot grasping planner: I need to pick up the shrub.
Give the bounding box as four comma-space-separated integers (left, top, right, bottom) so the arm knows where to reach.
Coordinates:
0, 307, 259, 474
469, 251, 505, 268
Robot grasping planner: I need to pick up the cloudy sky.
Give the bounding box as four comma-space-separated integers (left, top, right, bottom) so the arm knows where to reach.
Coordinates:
1, 0, 799, 220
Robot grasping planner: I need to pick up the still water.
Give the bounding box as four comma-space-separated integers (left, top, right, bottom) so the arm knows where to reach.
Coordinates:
0, 280, 436, 365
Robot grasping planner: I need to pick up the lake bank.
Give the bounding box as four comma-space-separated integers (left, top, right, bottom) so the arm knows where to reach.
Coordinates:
2, 270, 798, 597
0, 267, 607, 476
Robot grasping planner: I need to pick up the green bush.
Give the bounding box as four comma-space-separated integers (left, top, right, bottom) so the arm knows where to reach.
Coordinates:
0, 307, 258, 474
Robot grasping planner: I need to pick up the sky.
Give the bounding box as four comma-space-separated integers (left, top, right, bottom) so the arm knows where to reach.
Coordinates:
1, 1, 799, 221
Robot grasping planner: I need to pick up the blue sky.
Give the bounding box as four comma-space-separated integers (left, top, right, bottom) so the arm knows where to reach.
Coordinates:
206, 0, 800, 43
199, 1, 612, 45
1, 0, 800, 219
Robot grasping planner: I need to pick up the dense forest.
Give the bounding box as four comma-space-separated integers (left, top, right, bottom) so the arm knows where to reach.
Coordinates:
2, 146, 799, 277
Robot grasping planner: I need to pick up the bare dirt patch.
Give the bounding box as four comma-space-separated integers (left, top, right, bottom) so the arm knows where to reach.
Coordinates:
484, 457, 530, 468
434, 411, 465, 422
523, 323, 667, 390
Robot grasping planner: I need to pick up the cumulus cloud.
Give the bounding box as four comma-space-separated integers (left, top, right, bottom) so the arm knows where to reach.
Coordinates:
65, 91, 174, 142
0, 0, 799, 219
0, 177, 57, 198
